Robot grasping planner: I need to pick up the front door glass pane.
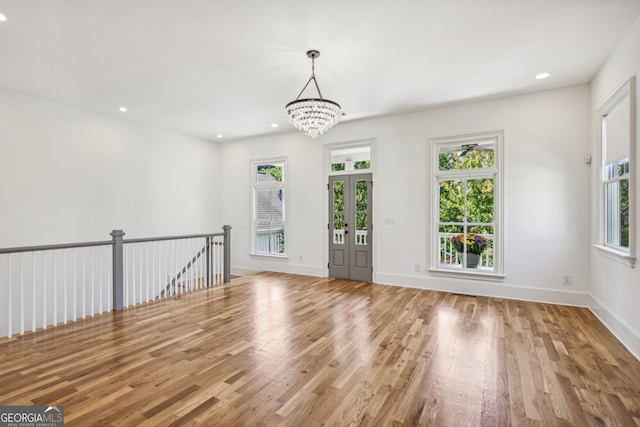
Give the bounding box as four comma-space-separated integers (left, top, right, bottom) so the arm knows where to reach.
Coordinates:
333, 181, 345, 245
355, 179, 367, 245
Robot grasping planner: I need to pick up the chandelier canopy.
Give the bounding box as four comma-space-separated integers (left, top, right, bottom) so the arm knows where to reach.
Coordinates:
285, 50, 342, 139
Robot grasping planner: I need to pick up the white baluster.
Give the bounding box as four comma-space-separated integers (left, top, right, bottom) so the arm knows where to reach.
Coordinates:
180, 239, 184, 295
63, 250, 67, 325
152, 242, 156, 301
162, 241, 167, 299
82, 248, 86, 319
73, 249, 77, 321
123, 245, 128, 306
187, 239, 191, 292
198, 239, 202, 289
211, 237, 218, 285
183, 239, 187, 293
20, 253, 24, 335
172, 240, 177, 296
218, 237, 222, 284
131, 245, 135, 305
90, 247, 95, 317
188, 239, 192, 292
214, 238, 217, 284
146, 243, 150, 303
211, 239, 214, 285
191, 239, 195, 290
139, 244, 143, 304
99, 247, 103, 314
42, 251, 46, 330
193, 238, 197, 290
53, 251, 57, 327
107, 246, 112, 311
8, 255, 12, 338
32, 252, 36, 333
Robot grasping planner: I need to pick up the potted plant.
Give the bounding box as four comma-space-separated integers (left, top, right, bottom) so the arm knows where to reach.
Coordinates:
451, 233, 489, 268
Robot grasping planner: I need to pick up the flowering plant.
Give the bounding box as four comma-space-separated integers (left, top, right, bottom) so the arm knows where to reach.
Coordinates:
451, 233, 489, 255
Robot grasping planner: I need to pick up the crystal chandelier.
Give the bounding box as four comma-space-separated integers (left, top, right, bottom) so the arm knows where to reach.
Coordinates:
285, 50, 342, 139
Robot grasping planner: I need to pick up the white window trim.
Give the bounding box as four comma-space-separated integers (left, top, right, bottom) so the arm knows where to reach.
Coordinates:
594, 76, 636, 268
250, 157, 289, 258
428, 130, 504, 279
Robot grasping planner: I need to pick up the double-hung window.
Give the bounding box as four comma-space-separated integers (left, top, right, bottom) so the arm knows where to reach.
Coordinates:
430, 131, 503, 277
596, 77, 636, 266
252, 159, 286, 256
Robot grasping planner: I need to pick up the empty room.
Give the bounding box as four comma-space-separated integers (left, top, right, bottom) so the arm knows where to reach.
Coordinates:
1, 1, 640, 425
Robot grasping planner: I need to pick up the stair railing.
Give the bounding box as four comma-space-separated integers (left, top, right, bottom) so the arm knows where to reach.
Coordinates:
0, 225, 231, 339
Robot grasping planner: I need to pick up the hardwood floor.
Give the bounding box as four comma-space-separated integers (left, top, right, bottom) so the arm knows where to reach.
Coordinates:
1, 272, 639, 426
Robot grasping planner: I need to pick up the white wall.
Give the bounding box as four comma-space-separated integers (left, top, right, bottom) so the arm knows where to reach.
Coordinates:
219, 134, 326, 276
0, 88, 221, 247
590, 16, 640, 359
221, 84, 592, 306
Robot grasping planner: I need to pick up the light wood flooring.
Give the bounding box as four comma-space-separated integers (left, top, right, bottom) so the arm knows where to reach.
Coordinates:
1, 272, 639, 426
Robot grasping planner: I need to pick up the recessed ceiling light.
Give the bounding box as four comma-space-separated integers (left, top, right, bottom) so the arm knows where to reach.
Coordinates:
535, 72, 550, 80
217, 134, 223, 139
270, 123, 279, 128
119, 106, 127, 112
0, 13, 7, 22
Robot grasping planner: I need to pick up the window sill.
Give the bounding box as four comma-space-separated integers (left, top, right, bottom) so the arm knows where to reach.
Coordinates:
593, 244, 636, 268
428, 267, 505, 282
249, 252, 289, 260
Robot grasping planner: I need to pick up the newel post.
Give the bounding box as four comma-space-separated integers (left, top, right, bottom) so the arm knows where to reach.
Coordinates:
111, 229, 125, 311
223, 225, 232, 283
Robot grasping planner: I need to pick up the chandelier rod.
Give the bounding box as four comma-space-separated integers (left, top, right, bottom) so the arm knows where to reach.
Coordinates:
293, 53, 325, 101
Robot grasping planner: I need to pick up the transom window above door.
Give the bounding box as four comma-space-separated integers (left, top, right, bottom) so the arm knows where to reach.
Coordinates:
330, 146, 371, 173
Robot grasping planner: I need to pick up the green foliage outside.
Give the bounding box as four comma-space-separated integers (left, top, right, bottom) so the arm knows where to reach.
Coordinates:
331, 160, 370, 172
605, 160, 630, 248
355, 160, 370, 170
355, 179, 368, 231
333, 181, 345, 229
439, 149, 493, 171
332, 179, 368, 231
275, 229, 285, 254
439, 149, 494, 235
258, 165, 283, 182
620, 179, 629, 247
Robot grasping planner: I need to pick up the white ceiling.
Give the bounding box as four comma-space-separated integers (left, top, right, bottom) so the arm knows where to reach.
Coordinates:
1, 1, 639, 142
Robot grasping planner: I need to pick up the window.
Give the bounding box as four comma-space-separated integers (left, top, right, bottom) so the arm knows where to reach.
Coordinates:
329, 145, 371, 173
252, 159, 286, 256
430, 131, 503, 278
596, 77, 636, 266
604, 159, 629, 248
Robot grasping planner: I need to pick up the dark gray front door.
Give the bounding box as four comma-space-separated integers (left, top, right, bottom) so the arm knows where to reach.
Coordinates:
328, 173, 372, 282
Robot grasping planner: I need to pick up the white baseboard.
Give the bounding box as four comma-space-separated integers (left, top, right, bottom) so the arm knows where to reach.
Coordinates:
375, 272, 590, 307
231, 264, 324, 278
231, 266, 260, 276
589, 294, 640, 361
